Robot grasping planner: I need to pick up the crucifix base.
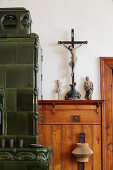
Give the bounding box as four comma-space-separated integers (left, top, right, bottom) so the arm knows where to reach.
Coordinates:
65, 84, 81, 100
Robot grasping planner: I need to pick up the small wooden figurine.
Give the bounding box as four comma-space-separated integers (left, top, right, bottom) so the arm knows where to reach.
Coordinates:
56, 80, 61, 100
84, 76, 93, 100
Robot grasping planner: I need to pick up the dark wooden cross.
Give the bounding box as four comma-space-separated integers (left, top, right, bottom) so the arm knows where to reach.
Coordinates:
58, 29, 88, 48
58, 29, 88, 86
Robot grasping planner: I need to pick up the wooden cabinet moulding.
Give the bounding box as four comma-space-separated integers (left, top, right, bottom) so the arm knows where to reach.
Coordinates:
39, 100, 103, 105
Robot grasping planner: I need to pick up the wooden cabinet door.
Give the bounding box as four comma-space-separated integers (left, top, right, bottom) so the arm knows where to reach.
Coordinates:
39, 100, 102, 170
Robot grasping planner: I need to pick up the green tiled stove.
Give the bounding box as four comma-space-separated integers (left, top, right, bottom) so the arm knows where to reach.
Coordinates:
0, 8, 51, 170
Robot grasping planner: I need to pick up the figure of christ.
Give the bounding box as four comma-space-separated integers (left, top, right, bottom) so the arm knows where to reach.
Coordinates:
58, 41, 82, 68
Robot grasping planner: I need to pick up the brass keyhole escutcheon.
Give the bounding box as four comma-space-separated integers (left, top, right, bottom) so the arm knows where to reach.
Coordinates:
72, 115, 80, 122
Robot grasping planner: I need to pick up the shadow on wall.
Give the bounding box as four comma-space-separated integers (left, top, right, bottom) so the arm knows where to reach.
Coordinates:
79, 77, 85, 100
50, 42, 70, 100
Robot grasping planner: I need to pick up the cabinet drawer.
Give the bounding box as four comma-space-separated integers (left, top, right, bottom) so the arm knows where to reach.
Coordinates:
39, 104, 101, 125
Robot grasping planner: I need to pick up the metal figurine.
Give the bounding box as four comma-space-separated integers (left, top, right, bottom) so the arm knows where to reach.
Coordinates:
56, 80, 61, 100
84, 76, 93, 100
58, 29, 88, 100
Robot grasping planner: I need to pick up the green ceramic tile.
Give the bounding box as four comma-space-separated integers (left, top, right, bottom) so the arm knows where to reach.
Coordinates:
4, 162, 27, 170
0, 110, 1, 125
17, 89, 33, 111
0, 43, 17, 64
0, 162, 49, 170
0, 70, 5, 88
27, 65, 33, 88
6, 89, 17, 112
27, 162, 49, 170
28, 112, 33, 135
0, 65, 7, 89
17, 42, 34, 64
0, 65, 6, 71
0, 159, 49, 170
0, 96, 3, 107
7, 112, 29, 135
6, 65, 33, 88
0, 162, 4, 170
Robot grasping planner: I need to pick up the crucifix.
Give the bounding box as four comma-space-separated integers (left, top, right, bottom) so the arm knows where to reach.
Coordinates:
58, 29, 88, 100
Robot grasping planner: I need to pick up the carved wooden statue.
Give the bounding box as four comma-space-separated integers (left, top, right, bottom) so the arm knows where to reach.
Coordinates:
84, 76, 93, 100
56, 80, 61, 100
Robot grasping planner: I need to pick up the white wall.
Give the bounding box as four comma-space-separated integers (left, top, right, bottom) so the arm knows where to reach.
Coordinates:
1, 0, 113, 100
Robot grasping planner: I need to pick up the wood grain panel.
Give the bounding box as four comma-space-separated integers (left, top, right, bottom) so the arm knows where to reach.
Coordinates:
93, 125, 101, 170
40, 110, 101, 125
112, 72, 113, 170
104, 63, 112, 170
38, 125, 53, 170
62, 125, 73, 170
52, 125, 62, 170
55, 105, 96, 110
41, 104, 97, 111
38, 125, 51, 146
83, 125, 93, 170
100, 58, 113, 170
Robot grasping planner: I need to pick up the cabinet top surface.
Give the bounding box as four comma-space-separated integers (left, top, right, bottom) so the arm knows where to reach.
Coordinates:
39, 100, 103, 105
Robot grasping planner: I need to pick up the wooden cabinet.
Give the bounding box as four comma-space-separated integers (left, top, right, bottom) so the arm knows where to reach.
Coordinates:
39, 100, 103, 170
